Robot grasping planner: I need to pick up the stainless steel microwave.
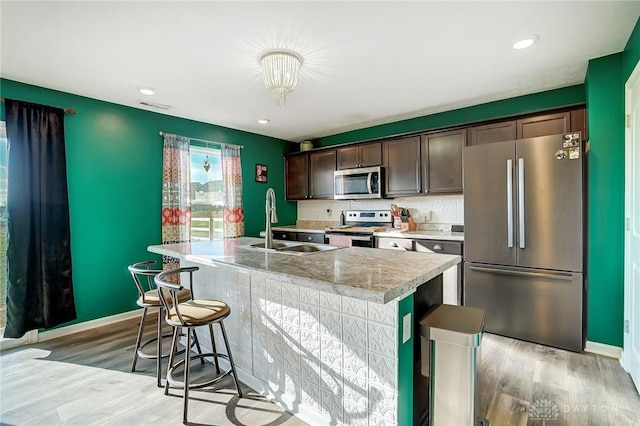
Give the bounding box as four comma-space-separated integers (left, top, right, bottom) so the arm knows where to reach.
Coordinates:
334, 166, 384, 200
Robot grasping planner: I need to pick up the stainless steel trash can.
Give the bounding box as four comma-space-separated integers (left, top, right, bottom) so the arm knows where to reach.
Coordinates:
420, 304, 486, 426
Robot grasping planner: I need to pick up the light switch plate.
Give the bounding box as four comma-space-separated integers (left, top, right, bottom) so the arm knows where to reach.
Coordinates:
402, 313, 411, 343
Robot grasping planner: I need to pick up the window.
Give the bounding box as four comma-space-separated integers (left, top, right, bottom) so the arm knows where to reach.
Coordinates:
189, 144, 223, 240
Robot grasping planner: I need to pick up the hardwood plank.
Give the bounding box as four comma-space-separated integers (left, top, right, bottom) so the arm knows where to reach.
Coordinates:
2, 320, 640, 426
0, 317, 306, 426
479, 333, 640, 426
485, 392, 528, 426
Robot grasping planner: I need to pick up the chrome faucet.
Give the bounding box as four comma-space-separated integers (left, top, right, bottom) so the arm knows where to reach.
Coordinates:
265, 188, 278, 249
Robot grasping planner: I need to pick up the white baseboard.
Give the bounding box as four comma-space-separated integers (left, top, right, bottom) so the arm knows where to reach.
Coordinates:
38, 309, 143, 342
0, 329, 38, 352
584, 340, 623, 359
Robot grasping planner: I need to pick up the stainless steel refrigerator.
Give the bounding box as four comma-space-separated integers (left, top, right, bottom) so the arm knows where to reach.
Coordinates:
463, 133, 584, 352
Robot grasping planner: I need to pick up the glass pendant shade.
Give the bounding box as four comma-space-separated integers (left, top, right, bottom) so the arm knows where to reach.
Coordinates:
260, 51, 302, 107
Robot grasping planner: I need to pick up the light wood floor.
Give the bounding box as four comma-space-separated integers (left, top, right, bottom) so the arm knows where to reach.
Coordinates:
1, 315, 639, 425
478, 333, 640, 426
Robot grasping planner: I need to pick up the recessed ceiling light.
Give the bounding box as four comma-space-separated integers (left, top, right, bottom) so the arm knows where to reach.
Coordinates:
257, 119, 270, 124
138, 87, 156, 96
513, 35, 539, 50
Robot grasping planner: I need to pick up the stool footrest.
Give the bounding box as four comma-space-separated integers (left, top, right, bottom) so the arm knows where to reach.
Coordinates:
136, 333, 192, 360
166, 352, 233, 390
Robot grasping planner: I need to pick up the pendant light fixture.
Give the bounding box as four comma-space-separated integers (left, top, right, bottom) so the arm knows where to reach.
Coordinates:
260, 50, 303, 107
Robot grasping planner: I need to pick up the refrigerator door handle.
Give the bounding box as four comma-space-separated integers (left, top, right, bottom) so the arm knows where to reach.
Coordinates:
468, 265, 573, 281
518, 157, 525, 249
507, 159, 514, 248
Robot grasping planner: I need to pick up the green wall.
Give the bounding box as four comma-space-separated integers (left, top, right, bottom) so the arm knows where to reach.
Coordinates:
314, 85, 585, 146
584, 17, 640, 347
623, 16, 640, 79
585, 54, 625, 346
0, 78, 296, 327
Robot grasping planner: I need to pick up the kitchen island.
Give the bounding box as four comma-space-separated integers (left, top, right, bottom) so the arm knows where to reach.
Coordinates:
148, 237, 460, 426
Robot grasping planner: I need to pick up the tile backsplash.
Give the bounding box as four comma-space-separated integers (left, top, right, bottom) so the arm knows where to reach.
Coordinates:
296, 195, 464, 231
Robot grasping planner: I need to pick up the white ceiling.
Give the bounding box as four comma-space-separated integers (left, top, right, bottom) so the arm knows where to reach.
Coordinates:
2, 1, 639, 142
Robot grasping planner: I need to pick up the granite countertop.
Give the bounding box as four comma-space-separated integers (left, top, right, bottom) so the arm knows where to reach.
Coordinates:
148, 237, 460, 304
374, 229, 464, 241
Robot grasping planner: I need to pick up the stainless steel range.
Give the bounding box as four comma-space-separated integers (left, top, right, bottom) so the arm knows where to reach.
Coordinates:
324, 210, 393, 247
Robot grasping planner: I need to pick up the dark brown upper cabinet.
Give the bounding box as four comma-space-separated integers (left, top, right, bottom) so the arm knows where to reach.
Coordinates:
285, 150, 336, 201
468, 120, 517, 145
285, 106, 586, 200
383, 136, 421, 197
421, 129, 465, 193
285, 153, 309, 200
309, 150, 336, 199
517, 112, 570, 139
336, 142, 382, 170
468, 107, 586, 146
570, 108, 587, 140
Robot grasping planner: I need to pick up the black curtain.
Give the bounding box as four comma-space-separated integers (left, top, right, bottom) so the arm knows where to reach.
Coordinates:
3, 99, 76, 338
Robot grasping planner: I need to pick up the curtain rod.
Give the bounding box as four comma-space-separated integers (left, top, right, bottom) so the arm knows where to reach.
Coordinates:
159, 131, 243, 149
0, 97, 76, 115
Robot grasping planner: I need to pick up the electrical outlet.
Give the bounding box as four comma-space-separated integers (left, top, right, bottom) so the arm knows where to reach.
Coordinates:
402, 313, 411, 343
326, 208, 332, 216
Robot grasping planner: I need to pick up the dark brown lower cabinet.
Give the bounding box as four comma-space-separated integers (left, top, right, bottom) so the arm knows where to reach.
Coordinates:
272, 230, 324, 243
296, 232, 324, 243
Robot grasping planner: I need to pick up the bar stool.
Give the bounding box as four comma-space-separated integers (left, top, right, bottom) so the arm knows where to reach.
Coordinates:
154, 266, 243, 424
128, 260, 193, 387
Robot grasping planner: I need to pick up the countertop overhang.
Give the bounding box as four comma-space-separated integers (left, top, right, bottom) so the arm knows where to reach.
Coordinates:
148, 237, 460, 304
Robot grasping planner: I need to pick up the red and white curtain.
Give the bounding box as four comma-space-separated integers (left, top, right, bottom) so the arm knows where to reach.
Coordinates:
222, 144, 245, 238
161, 133, 191, 270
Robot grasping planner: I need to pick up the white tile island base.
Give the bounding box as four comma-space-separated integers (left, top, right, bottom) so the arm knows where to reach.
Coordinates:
149, 239, 459, 426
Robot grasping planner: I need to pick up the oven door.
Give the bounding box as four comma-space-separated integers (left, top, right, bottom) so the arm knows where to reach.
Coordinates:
325, 232, 374, 248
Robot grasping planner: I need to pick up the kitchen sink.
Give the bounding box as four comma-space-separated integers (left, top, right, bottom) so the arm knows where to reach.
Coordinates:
248, 241, 300, 250
278, 244, 339, 253
242, 241, 344, 255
